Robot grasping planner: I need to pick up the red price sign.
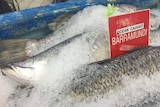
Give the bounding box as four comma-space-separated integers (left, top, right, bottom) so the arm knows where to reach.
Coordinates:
108, 9, 150, 58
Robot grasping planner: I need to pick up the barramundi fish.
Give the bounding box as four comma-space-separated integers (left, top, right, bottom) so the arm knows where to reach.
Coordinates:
51, 46, 160, 107
2, 5, 160, 107
2, 4, 160, 83
25, 4, 160, 58
0, 4, 159, 68
5, 46, 160, 107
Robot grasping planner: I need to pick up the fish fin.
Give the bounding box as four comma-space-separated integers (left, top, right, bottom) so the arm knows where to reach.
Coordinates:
0, 39, 37, 68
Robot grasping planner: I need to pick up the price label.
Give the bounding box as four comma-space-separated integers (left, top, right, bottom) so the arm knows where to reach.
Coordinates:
108, 9, 150, 58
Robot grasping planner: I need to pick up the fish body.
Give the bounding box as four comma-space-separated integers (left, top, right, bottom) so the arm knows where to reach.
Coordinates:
25, 4, 160, 58
0, 4, 159, 68
69, 46, 160, 101
44, 46, 160, 107
2, 5, 160, 107
2, 4, 160, 85
6, 46, 160, 107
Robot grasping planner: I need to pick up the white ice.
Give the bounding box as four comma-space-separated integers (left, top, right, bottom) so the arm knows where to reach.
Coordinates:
0, 5, 160, 107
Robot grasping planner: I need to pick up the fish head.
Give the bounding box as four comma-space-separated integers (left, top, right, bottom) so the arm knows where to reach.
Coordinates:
1, 59, 47, 85
1, 65, 34, 85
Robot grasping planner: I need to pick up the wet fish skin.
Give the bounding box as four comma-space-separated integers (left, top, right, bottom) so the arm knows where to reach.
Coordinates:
0, 4, 158, 70
68, 46, 160, 101
2, 16, 160, 86
26, 4, 159, 58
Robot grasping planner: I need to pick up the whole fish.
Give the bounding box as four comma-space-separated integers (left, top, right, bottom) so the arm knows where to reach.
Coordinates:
2, 5, 160, 107
48, 46, 160, 107
0, 4, 159, 68
27, 4, 160, 57
2, 5, 160, 84
5, 46, 160, 107
68, 46, 160, 101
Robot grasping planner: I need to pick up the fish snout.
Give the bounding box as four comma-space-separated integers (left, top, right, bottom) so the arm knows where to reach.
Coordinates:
1, 65, 34, 85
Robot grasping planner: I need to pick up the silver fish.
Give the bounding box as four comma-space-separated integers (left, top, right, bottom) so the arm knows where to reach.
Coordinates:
45, 46, 160, 107
2, 5, 160, 107
25, 4, 160, 58
2, 5, 160, 84
68, 46, 160, 101
3, 30, 160, 107
7, 46, 160, 107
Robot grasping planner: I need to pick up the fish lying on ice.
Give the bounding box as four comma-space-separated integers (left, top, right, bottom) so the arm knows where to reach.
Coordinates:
1, 4, 160, 85
51, 46, 160, 107
6, 46, 160, 107
69, 46, 160, 101
23, 4, 160, 57
0, 4, 159, 68
2, 5, 160, 107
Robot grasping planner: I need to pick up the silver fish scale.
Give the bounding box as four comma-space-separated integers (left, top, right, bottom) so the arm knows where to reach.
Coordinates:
68, 46, 160, 101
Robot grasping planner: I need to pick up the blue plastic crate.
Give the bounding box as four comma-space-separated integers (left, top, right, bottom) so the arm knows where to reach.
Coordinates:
0, 0, 158, 39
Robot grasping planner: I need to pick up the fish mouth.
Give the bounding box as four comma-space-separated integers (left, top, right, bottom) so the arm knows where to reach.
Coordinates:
1, 65, 34, 85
